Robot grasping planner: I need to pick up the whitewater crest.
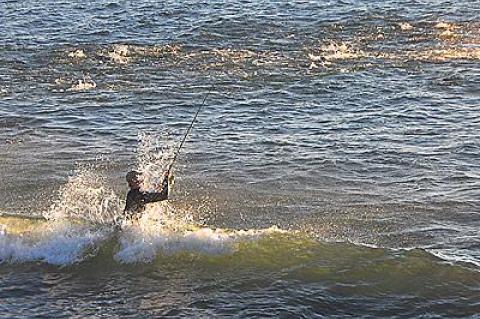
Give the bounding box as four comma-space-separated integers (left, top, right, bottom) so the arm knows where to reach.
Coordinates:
0, 209, 288, 266
68, 49, 87, 59
108, 44, 131, 64
114, 208, 287, 263
398, 22, 413, 31
0, 218, 109, 265
103, 44, 182, 64
68, 77, 97, 91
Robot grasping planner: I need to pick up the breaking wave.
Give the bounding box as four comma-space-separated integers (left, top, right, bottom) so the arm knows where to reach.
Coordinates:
0, 212, 288, 266
0, 219, 109, 265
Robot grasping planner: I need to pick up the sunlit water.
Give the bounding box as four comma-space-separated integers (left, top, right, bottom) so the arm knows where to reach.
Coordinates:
1, 0, 479, 317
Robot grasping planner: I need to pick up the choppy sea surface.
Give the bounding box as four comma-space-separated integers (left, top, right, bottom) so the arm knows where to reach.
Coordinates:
1, 0, 479, 317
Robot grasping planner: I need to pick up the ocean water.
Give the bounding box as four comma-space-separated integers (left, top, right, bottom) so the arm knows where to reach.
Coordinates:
1, 0, 479, 317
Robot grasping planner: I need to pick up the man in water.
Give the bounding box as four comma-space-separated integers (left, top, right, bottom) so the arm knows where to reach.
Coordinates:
124, 170, 171, 220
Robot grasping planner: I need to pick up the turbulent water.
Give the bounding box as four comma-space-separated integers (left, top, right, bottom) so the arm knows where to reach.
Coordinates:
1, 0, 479, 317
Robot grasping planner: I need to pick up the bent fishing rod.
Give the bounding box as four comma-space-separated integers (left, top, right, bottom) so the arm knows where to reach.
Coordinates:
167, 85, 214, 173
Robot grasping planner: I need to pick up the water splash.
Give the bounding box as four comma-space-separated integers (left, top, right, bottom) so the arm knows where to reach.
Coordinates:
134, 131, 176, 191
43, 164, 122, 224
41, 132, 175, 225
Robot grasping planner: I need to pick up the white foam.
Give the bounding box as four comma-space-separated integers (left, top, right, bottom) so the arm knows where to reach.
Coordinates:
68, 49, 87, 59
115, 227, 230, 263
108, 44, 131, 64
307, 53, 324, 62
307, 41, 367, 66
0, 222, 108, 265
439, 30, 457, 39
114, 212, 286, 263
426, 248, 480, 269
68, 77, 96, 91
435, 22, 457, 30
1, 210, 287, 265
398, 22, 413, 31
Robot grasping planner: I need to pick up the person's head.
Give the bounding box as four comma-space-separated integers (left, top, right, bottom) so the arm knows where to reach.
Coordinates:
126, 170, 143, 189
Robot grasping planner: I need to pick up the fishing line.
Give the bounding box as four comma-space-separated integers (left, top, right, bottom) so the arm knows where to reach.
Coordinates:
167, 84, 214, 172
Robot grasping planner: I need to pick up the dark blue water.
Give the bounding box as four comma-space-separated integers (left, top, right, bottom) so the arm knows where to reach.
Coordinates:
1, 0, 479, 317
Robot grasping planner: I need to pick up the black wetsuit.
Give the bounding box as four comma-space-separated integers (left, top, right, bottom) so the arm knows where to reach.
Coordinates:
124, 177, 168, 219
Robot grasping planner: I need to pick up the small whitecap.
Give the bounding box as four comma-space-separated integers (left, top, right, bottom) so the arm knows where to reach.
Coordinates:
68, 49, 87, 59
108, 44, 131, 64
307, 53, 323, 61
435, 22, 457, 30
398, 22, 413, 31
68, 78, 97, 91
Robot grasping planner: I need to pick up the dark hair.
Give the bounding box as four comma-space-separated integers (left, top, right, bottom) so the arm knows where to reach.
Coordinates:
126, 170, 142, 183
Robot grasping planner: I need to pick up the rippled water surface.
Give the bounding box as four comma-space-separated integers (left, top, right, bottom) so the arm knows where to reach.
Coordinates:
1, 0, 479, 318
